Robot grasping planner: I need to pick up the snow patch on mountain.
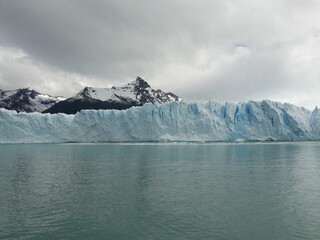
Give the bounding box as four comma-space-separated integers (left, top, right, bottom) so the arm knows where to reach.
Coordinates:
72, 76, 181, 104
0, 88, 65, 112
44, 77, 181, 114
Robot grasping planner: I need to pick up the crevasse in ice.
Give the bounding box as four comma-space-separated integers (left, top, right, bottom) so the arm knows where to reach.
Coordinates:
1, 100, 319, 143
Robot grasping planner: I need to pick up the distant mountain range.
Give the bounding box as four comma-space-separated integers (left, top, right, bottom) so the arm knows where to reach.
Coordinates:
0, 77, 181, 114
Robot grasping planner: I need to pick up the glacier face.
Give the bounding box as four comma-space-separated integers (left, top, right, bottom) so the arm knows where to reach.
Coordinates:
1, 100, 320, 143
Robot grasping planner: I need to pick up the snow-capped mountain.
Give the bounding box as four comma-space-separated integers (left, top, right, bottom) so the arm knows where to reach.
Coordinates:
0, 88, 65, 113
1, 100, 320, 143
44, 77, 181, 114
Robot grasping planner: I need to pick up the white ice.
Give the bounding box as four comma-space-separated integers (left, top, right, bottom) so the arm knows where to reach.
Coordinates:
0, 100, 319, 143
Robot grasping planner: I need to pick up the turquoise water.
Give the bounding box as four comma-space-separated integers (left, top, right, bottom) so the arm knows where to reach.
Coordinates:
1, 142, 320, 240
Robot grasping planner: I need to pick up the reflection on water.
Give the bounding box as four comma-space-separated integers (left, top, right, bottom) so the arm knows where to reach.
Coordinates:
0, 142, 320, 239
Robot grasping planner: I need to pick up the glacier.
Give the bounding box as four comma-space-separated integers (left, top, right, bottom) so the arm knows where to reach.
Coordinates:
1, 100, 320, 143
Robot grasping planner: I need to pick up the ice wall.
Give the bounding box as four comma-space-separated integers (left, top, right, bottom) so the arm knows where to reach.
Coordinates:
0, 100, 319, 143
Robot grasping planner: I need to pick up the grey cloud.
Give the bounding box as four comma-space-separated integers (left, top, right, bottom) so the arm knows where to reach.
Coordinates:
0, 0, 320, 109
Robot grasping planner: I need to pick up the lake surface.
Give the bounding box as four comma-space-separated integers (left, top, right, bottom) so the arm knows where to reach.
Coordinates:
1, 142, 320, 240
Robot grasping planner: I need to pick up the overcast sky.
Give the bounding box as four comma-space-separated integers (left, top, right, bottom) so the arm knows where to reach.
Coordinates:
0, 0, 320, 109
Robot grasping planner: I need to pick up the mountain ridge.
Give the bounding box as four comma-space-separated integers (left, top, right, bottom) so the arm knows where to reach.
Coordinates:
0, 88, 65, 113
0, 77, 181, 114
43, 76, 182, 114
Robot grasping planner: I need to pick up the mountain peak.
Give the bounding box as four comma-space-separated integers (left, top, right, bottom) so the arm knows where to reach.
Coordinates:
135, 76, 151, 88
16, 88, 40, 99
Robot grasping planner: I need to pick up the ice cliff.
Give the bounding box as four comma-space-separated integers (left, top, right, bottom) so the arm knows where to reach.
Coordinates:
1, 100, 320, 143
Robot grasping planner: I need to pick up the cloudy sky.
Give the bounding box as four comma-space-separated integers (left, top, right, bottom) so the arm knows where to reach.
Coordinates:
0, 0, 320, 109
